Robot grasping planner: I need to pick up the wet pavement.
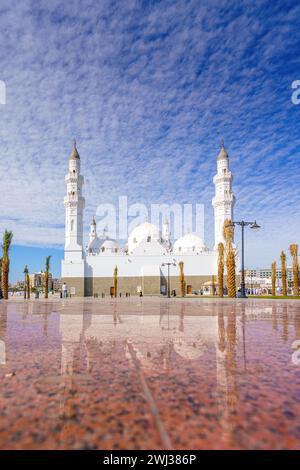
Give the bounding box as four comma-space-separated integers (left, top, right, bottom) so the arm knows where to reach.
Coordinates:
0, 297, 300, 450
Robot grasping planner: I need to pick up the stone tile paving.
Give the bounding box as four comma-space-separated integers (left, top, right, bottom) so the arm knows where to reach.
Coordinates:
0, 297, 299, 449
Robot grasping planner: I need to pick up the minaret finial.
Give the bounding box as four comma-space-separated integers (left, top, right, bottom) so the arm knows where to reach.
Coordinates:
217, 139, 228, 160
70, 139, 80, 159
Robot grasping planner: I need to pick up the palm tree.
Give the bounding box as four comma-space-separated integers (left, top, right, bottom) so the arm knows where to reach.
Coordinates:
211, 275, 215, 295
280, 251, 287, 296
23, 265, 29, 299
1, 230, 13, 300
179, 261, 185, 297
26, 271, 30, 299
217, 242, 224, 297
113, 266, 118, 298
44, 256, 51, 299
271, 262, 276, 297
223, 220, 236, 298
289, 244, 299, 296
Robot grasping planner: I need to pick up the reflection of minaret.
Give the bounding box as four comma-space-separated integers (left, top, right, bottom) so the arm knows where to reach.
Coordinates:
59, 307, 85, 432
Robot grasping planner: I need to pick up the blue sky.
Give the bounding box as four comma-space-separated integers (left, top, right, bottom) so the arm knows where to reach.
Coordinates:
0, 0, 300, 282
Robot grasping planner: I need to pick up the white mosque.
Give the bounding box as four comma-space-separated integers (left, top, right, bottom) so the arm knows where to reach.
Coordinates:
61, 142, 235, 296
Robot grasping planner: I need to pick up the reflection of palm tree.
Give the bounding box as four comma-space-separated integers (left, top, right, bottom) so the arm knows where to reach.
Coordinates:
282, 305, 288, 342
272, 305, 278, 331
294, 312, 300, 340
218, 311, 226, 352
179, 301, 185, 332
0, 303, 7, 365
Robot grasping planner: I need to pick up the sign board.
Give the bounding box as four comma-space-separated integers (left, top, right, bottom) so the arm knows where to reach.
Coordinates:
70, 287, 76, 296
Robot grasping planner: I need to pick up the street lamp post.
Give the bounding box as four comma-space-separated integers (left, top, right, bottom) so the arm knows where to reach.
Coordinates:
226, 220, 260, 298
162, 262, 176, 298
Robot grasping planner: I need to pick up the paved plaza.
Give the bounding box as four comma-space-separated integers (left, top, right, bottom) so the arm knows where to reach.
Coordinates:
0, 297, 299, 450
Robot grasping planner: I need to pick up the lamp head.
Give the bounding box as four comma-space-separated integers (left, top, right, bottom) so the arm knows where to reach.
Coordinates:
250, 220, 260, 230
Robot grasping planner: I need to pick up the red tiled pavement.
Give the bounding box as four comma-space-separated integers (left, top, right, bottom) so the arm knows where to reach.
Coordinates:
0, 297, 299, 449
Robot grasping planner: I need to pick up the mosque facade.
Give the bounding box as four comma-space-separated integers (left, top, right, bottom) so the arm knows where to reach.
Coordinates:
61, 142, 235, 296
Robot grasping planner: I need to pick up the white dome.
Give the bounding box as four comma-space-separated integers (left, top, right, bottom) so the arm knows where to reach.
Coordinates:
173, 233, 207, 254
101, 238, 119, 253
128, 221, 161, 253
87, 237, 103, 253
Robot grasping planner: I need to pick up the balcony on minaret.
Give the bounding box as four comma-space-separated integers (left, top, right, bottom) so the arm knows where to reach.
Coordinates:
65, 174, 84, 184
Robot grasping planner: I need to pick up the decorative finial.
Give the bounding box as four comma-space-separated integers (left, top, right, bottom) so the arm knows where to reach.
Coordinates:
217, 139, 228, 160
70, 139, 80, 159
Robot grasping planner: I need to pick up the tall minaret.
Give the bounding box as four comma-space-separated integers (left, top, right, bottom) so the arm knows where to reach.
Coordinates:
64, 140, 85, 260
89, 217, 97, 243
212, 141, 235, 250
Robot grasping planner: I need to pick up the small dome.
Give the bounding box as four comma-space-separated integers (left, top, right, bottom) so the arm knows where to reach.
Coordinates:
173, 233, 207, 254
87, 237, 102, 253
101, 238, 119, 253
128, 221, 161, 253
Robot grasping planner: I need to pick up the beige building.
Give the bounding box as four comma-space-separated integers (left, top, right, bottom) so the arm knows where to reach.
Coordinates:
29, 272, 53, 291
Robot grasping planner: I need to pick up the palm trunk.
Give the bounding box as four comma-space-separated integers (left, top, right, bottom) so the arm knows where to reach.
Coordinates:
227, 248, 236, 298
280, 251, 287, 296
27, 274, 30, 299
223, 220, 236, 298
218, 243, 224, 297
1, 264, 8, 299
211, 275, 215, 295
45, 273, 49, 299
271, 262, 276, 296
179, 261, 185, 297
1, 231, 13, 300
113, 266, 118, 298
290, 244, 299, 296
